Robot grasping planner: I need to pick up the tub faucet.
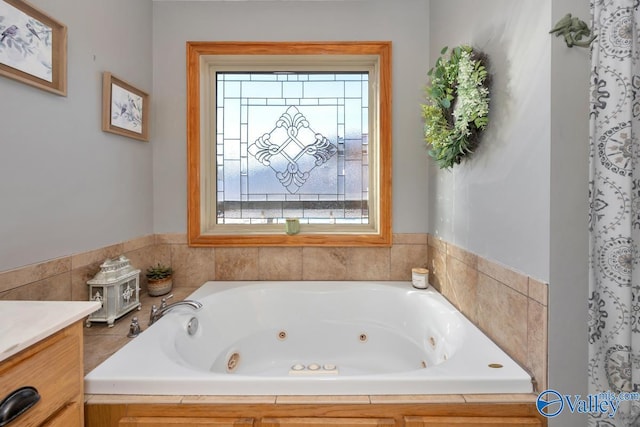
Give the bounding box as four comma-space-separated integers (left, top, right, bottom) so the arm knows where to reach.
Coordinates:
149, 298, 203, 326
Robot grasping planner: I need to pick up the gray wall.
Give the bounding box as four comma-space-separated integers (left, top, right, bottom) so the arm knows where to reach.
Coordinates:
151, 0, 431, 234
548, 0, 590, 425
430, 0, 590, 426
0, 0, 154, 271
428, 0, 552, 282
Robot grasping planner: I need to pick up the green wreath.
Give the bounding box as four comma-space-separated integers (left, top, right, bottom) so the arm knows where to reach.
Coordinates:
421, 46, 490, 169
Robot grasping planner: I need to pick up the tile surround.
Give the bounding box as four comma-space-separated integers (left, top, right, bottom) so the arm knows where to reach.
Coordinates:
215, 247, 260, 281
0, 232, 547, 392
0, 233, 430, 299
259, 247, 303, 281
0, 256, 71, 294
427, 235, 549, 392
301, 247, 348, 280
476, 272, 529, 366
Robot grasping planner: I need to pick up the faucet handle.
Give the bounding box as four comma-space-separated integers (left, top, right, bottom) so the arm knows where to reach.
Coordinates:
149, 304, 158, 326
160, 294, 174, 308
127, 316, 141, 338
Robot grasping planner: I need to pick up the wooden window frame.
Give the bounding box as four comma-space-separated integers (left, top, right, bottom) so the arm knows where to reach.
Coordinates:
186, 41, 392, 246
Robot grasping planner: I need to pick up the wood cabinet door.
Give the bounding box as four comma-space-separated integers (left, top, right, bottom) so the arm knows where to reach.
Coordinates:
41, 402, 83, 427
261, 418, 395, 427
0, 325, 82, 427
119, 417, 254, 427
404, 416, 542, 427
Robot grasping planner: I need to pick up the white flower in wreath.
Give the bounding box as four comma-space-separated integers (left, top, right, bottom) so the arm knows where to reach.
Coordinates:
454, 51, 490, 137
421, 45, 490, 169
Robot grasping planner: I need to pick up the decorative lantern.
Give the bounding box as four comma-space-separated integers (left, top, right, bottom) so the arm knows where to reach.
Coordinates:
86, 255, 141, 327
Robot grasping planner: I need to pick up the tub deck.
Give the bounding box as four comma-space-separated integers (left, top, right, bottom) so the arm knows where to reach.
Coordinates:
83, 285, 546, 426
84, 281, 533, 396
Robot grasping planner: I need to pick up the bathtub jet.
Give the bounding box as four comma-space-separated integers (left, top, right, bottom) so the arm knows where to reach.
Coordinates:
84, 281, 533, 396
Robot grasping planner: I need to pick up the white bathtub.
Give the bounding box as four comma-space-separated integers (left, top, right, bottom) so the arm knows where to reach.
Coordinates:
84, 281, 533, 395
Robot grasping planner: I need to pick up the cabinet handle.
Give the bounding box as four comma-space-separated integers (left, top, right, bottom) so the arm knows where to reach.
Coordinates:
0, 386, 40, 426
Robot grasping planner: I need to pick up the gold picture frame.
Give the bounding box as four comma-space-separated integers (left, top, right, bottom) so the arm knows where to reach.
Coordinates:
0, 0, 67, 96
102, 72, 149, 142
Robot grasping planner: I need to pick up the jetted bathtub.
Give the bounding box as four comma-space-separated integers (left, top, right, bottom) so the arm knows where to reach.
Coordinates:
84, 281, 533, 395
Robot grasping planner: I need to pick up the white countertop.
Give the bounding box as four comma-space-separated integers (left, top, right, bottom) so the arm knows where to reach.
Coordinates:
0, 300, 101, 363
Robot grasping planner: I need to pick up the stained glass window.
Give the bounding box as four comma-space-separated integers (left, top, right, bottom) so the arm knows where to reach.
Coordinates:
187, 41, 391, 246
215, 72, 369, 225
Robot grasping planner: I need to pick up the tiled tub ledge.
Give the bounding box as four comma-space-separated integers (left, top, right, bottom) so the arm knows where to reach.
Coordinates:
84, 392, 545, 426
85, 393, 540, 405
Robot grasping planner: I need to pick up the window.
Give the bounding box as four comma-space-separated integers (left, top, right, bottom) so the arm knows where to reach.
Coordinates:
187, 42, 391, 246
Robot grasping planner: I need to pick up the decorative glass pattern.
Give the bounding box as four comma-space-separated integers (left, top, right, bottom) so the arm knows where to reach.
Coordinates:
216, 72, 369, 225
248, 106, 337, 194
121, 280, 135, 304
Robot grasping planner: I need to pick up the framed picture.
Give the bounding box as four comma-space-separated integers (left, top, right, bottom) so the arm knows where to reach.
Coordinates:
102, 72, 149, 141
0, 0, 67, 95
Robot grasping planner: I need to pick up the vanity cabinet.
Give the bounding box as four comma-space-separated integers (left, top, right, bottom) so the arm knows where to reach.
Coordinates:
0, 322, 84, 427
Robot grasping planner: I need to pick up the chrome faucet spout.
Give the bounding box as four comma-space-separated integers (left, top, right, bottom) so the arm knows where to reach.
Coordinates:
149, 299, 203, 325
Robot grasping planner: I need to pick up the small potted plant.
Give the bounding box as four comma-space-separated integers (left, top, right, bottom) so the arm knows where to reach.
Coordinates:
145, 263, 173, 296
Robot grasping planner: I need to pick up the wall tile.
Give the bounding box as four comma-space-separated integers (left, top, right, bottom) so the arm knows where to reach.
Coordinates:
446, 243, 477, 268
122, 234, 155, 253
390, 244, 428, 281
215, 247, 260, 280
171, 245, 216, 287
0, 284, 31, 300
29, 272, 72, 300
424, 235, 547, 390
345, 247, 390, 280
393, 233, 428, 245
528, 277, 548, 306
445, 256, 478, 323
476, 272, 528, 367
528, 300, 548, 391
302, 247, 348, 280
427, 243, 446, 292
477, 257, 528, 296
152, 244, 172, 267
0, 272, 71, 301
71, 243, 124, 270
155, 233, 188, 245
427, 234, 447, 252
0, 256, 71, 293
259, 247, 303, 280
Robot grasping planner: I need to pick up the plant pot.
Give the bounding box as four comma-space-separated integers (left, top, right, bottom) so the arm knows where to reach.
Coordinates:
147, 277, 173, 296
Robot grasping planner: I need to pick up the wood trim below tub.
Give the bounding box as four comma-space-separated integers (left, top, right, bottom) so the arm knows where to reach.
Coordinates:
85, 396, 547, 427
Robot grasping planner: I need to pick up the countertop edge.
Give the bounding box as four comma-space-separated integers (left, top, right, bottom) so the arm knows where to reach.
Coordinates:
0, 301, 101, 363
